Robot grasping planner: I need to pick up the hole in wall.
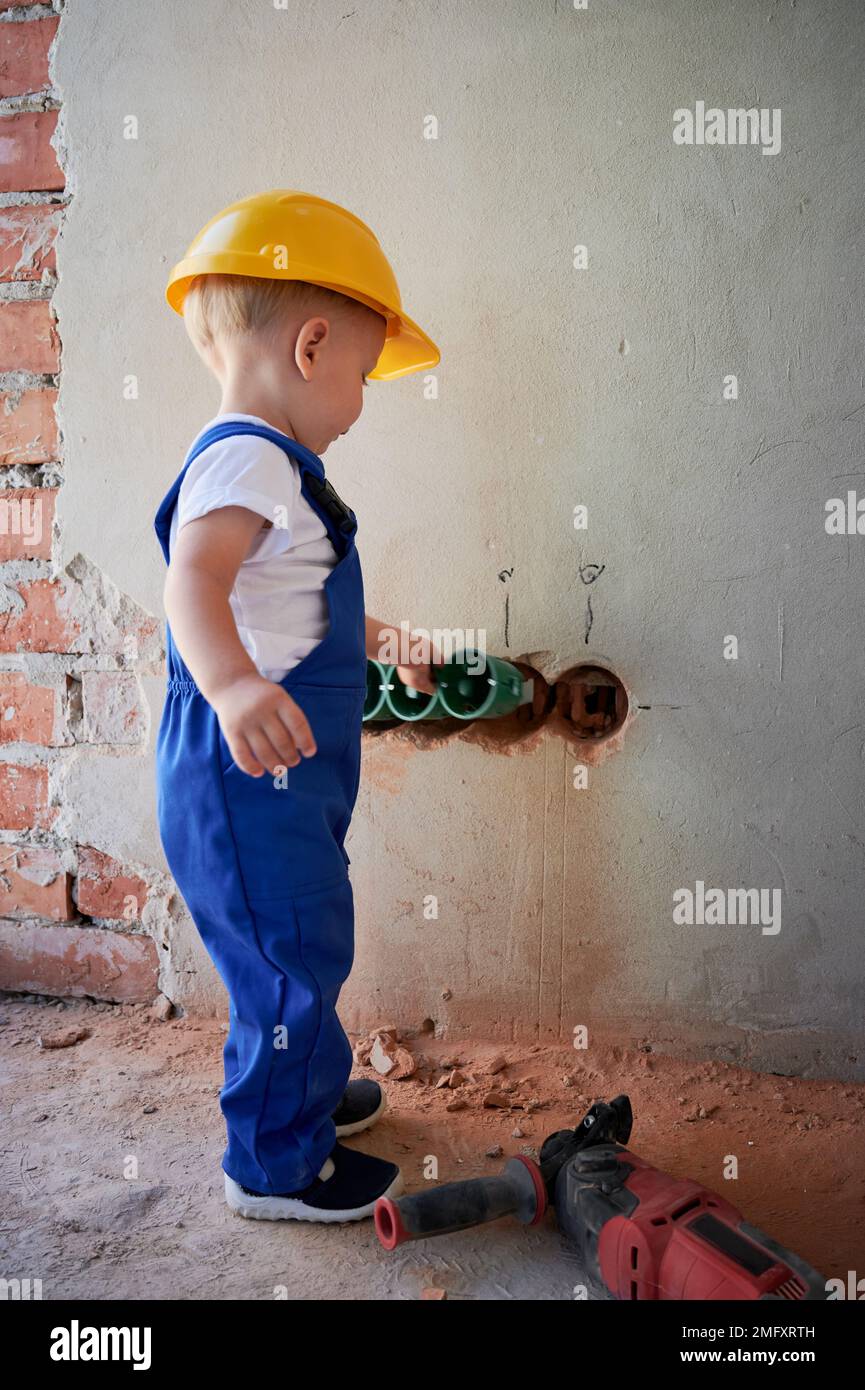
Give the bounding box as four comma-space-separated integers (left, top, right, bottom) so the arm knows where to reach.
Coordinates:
554, 665, 629, 742
362, 657, 632, 753
488, 660, 630, 748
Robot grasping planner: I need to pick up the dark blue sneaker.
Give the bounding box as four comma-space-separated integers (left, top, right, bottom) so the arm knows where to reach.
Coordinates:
225, 1141, 403, 1223
332, 1078, 386, 1137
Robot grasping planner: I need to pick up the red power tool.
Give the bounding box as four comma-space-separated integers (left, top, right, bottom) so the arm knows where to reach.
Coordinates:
375, 1094, 827, 1300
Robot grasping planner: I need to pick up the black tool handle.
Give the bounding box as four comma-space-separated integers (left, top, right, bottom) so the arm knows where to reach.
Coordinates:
375, 1156, 546, 1248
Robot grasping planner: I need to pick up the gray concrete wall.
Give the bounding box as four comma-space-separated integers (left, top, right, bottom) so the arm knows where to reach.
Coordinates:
52, 0, 865, 1075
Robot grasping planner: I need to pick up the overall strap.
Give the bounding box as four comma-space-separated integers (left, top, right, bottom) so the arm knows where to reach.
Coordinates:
153, 421, 357, 564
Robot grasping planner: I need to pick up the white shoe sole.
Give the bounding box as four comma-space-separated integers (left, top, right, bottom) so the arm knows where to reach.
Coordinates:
334, 1087, 387, 1138
224, 1167, 404, 1223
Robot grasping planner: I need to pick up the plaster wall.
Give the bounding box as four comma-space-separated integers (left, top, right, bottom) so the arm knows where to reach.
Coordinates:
51, 0, 865, 1075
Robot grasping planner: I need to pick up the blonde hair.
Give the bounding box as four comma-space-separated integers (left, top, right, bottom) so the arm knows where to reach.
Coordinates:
181, 273, 381, 357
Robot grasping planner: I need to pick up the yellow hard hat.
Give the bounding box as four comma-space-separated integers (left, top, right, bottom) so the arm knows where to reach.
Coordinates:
165, 189, 439, 382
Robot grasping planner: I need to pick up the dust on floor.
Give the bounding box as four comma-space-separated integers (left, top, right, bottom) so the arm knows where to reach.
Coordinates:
1, 995, 862, 1301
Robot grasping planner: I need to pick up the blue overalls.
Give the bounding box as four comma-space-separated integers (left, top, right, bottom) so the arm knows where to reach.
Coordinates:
154, 421, 367, 1195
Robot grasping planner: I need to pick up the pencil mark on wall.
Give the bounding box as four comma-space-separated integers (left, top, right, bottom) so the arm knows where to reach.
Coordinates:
745, 437, 800, 468
498, 567, 514, 647
578, 562, 605, 585
578, 559, 604, 643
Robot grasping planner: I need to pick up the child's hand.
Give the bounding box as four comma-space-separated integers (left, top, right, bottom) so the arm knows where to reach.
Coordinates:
393, 629, 442, 696
211, 673, 317, 778
395, 661, 438, 695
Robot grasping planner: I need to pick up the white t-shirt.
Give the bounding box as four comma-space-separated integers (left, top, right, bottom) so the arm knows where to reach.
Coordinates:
169, 413, 337, 681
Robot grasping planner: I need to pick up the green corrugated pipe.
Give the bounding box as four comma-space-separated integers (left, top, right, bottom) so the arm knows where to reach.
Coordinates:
363, 660, 393, 721
364, 653, 532, 724
384, 665, 448, 721
435, 650, 526, 720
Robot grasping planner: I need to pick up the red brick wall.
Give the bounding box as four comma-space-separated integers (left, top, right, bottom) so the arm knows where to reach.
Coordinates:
0, 3, 160, 1005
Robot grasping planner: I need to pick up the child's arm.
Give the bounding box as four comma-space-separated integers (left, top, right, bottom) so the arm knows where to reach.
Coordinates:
164, 506, 316, 778
365, 614, 438, 694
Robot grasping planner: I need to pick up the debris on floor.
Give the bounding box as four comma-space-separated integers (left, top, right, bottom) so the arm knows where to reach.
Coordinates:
37, 1025, 90, 1050
2, 994, 863, 1300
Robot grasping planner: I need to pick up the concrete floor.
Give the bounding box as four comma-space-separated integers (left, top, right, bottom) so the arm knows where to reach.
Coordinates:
1, 995, 862, 1301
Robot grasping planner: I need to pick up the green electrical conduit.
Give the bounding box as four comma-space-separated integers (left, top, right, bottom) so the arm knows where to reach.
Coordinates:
363, 653, 532, 725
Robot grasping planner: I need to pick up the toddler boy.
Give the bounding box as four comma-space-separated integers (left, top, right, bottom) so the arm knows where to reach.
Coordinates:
154, 190, 439, 1221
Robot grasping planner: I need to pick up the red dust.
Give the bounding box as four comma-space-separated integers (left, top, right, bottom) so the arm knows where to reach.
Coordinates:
1, 996, 861, 1299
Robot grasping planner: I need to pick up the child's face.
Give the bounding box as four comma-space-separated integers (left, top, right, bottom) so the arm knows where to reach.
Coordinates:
292, 308, 388, 454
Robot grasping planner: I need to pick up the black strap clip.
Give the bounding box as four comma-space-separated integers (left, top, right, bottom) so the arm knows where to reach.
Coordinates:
304, 473, 357, 536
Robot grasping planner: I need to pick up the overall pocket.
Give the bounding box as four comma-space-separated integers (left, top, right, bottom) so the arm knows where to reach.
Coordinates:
220, 687, 360, 898
218, 685, 355, 777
